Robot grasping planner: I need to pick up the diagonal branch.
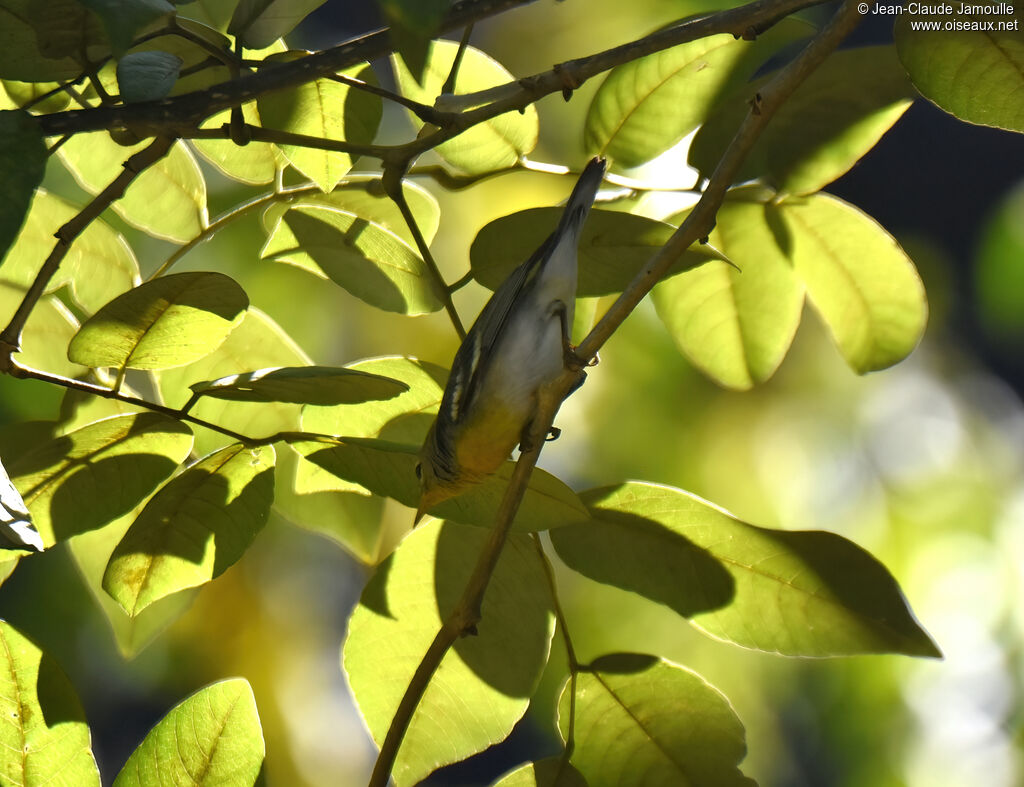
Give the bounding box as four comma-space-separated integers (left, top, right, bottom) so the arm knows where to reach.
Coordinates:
0, 136, 176, 366
366, 2, 863, 784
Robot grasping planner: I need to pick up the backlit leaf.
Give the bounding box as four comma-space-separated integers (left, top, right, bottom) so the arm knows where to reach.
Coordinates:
0, 621, 100, 786
190, 364, 408, 405
557, 654, 753, 787
261, 204, 441, 314
113, 678, 264, 786
393, 41, 538, 174
69, 271, 249, 370
472, 207, 719, 296
0, 110, 45, 263
0, 0, 109, 81
104, 443, 274, 616
551, 482, 941, 657
9, 412, 193, 546
344, 521, 553, 786
228, 0, 326, 48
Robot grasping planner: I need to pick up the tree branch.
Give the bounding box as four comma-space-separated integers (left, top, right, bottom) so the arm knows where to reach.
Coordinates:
33, 0, 542, 138
366, 2, 863, 783
0, 136, 176, 365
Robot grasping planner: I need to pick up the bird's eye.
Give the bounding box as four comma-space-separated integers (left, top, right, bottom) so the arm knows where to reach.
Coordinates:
414, 462, 422, 480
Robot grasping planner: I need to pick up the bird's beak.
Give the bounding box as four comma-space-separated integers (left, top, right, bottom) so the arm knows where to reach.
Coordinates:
413, 502, 427, 527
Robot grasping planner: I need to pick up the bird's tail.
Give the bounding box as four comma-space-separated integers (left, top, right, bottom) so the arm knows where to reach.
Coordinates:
556, 156, 607, 239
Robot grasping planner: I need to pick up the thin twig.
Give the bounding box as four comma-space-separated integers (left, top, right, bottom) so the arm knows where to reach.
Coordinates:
324, 72, 455, 126
366, 3, 863, 784
0, 136, 175, 364
185, 123, 389, 158
384, 174, 467, 339
441, 24, 475, 95
367, 382, 575, 787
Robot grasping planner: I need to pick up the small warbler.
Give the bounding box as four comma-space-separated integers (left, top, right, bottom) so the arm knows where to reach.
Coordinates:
415, 157, 607, 523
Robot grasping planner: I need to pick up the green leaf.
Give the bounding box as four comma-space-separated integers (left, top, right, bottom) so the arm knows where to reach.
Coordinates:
261, 176, 441, 247
104, 443, 274, 616
0, 285, 87, 377
0, 189, 140, 314
471, 207, 719, 296
0, 621, 101, 786
80, 0, 175, 55
0, 0, 109, 81
274, 445, 388, 564
113, 17, 233, 97
344, 521, 554, 787
551, 482, 941, 657
393, 40, 539, 174
778, 192, 927, 373
557, 654, 753, 787
379, 0, 449, 82
69, 271, 249, 371
975, 181, 1024, 338
492, 758, 588, 787
585, 20, 811, 168
0, 110, 46, 263
294, 437, 589, 531
895, 6, 1024, 132
261, 204, 442, 314
9, 412, 194, 546
113, 678, 264, 786
652, 191, 804, 389
228, 0, 326, 48
189, 364, 408, 405
69, 509, 199, 658
157, 308, 310, 456
689, 45, 914, 195
193, 102, 281, 185
302, 356, 448, 442
116, 50, 183, 102
257, 60, 382, 191
2, 79, 72, 112
58, 134, 207, 243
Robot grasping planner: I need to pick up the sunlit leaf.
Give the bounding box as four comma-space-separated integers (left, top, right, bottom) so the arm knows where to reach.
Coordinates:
0, 0, 109, 81
557, 654, 753, 787
261, 176, 441, 246
176, 0, 240, 31
228, 0, 326, 48
69, 271, 249, 371
261, 204, 442, 314
0, 110, 45, 265
393, 40, 539, 174
0, 285, 87, 378
294, 437, 588, 531
157, 308, 310, 456
189, 364, 408, 405
492, 758, 588, 787
0, 621, 101, 786
69, 507, 199, 658
9, 413, 193, 546
585, 20, 811, 168
59, 134, 208, 243
113, 678, 264, 786
653, 190, 804, 389
344, 521, 554, 787
274, 445, 387, 564
258, 60, 381, 191
1, 79, 71, 112
104, 443, 274, 616
193, 102, 281, 185
302, 356, 448, 442
116, 50, 183, 102
472, 207, 719, 296
779, 192, 926, 373
551, 482, 941, 657
895, 6, 1024, 132
689, 45, 914, 195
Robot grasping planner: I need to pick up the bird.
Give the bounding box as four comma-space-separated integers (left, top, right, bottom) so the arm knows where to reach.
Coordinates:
415, 157, 607, 524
